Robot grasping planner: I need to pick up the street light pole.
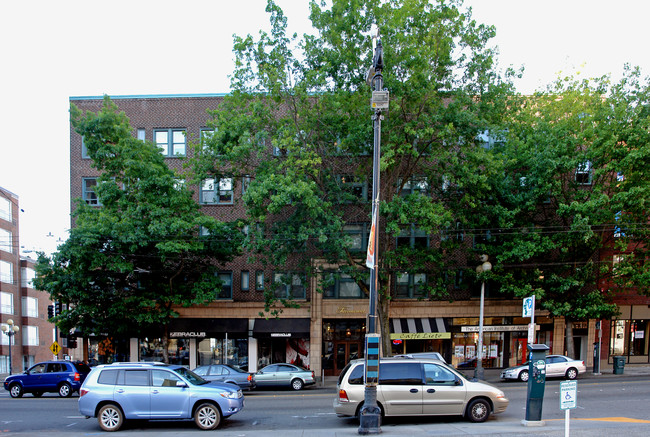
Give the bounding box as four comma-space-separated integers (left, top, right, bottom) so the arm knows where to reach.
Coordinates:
2, 319, 20, 375
474, 255, 491, 380
359, 26, 386, 436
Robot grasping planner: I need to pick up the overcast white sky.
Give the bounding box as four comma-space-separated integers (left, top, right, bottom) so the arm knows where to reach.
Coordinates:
1, 0, 648, 256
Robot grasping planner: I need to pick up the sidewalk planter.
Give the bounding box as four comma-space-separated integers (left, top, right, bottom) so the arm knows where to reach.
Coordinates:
613, 356, 625, 374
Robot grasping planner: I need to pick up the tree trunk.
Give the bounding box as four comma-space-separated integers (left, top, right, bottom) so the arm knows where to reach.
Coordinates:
162, 324, 170, 364
378, 293, 391, 357
565, 319, 575, 359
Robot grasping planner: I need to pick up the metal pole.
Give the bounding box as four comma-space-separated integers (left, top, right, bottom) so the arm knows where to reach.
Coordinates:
475, 280, 485, 380
7, 332, 13, 375
359, 35, 384, 436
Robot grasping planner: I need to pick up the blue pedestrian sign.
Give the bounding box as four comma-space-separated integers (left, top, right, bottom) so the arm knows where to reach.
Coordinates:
523, 296, 535, 318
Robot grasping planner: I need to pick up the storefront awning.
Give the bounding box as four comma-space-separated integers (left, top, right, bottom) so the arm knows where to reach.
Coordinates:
390, 318, 451, 340
168, 318, 248, 339
253, 318, 310, 338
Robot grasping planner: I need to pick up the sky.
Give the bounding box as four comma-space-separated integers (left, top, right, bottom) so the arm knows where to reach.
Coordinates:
1, 0, 648, 257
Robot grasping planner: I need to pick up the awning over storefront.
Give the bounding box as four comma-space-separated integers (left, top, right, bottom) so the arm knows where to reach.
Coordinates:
253, 318, 310, 338
168, 318, 248, 339
390, 318, 451, 340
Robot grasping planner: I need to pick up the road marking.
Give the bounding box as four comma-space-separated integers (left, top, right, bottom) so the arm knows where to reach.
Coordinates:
547, 417, 650, 423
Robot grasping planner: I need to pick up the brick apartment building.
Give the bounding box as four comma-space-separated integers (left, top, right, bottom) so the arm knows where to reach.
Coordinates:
68, 94, 649, 376
1, 187, 60, 375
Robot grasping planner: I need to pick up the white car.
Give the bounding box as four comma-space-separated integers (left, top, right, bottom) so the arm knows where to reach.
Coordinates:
500, 355, 586, 382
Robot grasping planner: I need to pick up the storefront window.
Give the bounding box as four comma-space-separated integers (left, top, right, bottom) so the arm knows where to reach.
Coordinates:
257, 337, 310, 369
197, 338, 249, 369
452, 332, 504, 369
611, 319, 649, 356
89, 337, 130, 365
138, 338, 190, 366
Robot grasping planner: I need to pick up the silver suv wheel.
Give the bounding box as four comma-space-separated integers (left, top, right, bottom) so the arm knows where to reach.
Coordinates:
98, 404, 124, 432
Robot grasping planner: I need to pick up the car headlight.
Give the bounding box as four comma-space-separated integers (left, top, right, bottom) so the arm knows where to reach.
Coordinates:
220, 390, 242, 399
495, 390, 506, 400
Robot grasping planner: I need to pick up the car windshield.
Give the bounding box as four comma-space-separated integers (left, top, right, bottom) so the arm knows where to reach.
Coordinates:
173, 367, 210, 385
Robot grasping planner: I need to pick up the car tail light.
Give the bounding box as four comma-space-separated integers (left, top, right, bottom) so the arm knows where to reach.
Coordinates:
311, 371, 315, 379
79, 389, 88, 397
248, 374, 253, 382
338, 389, 349, 402
74, 372, 81, 381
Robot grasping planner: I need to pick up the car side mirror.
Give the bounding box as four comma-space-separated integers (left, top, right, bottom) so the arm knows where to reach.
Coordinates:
258, 370, 264, 374
176, 381, 188, 388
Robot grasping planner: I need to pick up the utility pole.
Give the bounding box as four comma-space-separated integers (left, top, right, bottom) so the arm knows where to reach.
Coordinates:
359, 26, 387, 435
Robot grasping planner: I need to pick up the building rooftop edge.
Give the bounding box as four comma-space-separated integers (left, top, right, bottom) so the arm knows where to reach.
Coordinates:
70, 93, 230, 101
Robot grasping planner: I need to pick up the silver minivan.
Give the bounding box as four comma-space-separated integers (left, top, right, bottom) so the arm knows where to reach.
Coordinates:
334, 357, 508, 423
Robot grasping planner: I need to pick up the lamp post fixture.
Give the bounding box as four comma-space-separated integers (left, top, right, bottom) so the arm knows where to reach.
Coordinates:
358, 24, 386, 436
474, 255, 491, 380
2, 319, 20, 375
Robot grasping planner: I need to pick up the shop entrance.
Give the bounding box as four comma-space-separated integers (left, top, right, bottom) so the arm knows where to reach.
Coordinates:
334, 341, 362, 375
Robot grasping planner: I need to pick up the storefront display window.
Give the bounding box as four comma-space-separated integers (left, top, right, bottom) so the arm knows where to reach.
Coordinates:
198, 338, 248, 369
257, 337, 310, 369
89, 337, 130, 365
611, 319, 649, 357
452, 332, 504, 369
139, 338, 190, 366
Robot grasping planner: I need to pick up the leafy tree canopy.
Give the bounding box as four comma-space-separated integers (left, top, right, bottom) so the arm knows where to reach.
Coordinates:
34, 96, 243, 343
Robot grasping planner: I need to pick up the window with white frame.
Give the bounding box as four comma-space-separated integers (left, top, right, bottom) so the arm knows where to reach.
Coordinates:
22, 325, 39, 346
22, 296, 38, 318
200, 178, 233, 205
242, 176, 251, 195
82, 178, 101, 206
0, 195, 12, 222
21, 267, 35, 288
256, 270, 264, 290
273, 272, 306, 299
216, 272, 232, 299
81, 136, 89, 159
0, 356, 8, 372
137, 128, 146, 142
0, 335, 8, 347
0, 260, 13, 284
200, 128, 216, 151
575, 161, 593, 185
0, 228, 12, 253
400, 176, 429, 196
154, 128, 186, 157
1, 291, 13, 314
396, 272, 427, 298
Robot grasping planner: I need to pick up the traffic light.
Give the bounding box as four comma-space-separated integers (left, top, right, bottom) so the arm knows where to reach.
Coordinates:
47, 305, 54, 319
55, 301, 61, 315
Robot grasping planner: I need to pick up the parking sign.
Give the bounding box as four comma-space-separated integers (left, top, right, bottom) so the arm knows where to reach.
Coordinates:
560, 380, 577, 410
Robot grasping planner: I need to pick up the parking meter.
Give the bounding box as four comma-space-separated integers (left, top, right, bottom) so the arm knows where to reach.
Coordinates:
525, 343, 549, 422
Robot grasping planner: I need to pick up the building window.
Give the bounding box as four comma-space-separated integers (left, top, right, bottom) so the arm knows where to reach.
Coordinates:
0, 291, 13, 314
0, 261, 13, 284
241, 271, 250, 291
323, 272, 366, 299
0, 228, 12, 253
575, 161, 592, 185
200, 178, 233, 205
22, 325, 39, 346
273, 272, 306, 299
0, 356, 8, 373
21, 267, 35, 288
396, 225, 428, 249
22, 297, 38, 318
200, 128, 216, 151
344, 224, 368, 252
154, 129, 186, 157
137, 128, 146, 142
0, 195, 11, 222
441, 221, 464, 242
395, 272, 427, 298
242, 176, 251, 195
81, 136, 90, 159
256, 271, 264, 291
216, 272, 232, 299
82, 178, 101, 206
611, 319, 649, 356
400, 176, 429, 196
337, 175, 367, 202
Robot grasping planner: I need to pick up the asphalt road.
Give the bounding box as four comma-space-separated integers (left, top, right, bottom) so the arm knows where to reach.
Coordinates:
1, 376, 649, 435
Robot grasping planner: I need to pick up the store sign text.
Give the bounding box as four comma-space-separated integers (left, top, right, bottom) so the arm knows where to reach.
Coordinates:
170, 331, 206, 338
389, 332, 451, 340
461, 325, 538, 333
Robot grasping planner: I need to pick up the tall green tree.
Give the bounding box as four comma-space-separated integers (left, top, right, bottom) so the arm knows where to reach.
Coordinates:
34, 97, 243, 362
190, 0, 514, 354
480, 68, 650, 357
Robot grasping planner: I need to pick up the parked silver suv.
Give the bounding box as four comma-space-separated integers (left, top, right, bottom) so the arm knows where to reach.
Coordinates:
78, 362, 244, 431
334, 357, 508, 423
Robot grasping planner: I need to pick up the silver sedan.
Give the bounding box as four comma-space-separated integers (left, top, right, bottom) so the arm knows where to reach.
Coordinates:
500, 355, 586, 381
